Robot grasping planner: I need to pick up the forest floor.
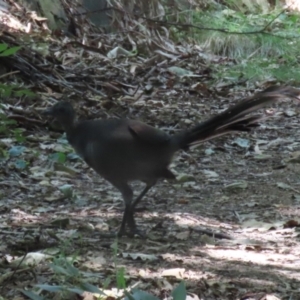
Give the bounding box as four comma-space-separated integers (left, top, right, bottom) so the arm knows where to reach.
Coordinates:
2, 88, 300, 300
1, 2, 300, 299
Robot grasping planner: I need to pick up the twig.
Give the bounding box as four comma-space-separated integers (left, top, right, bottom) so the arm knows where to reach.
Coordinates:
192, 227, 233, 240
73, 6, 299, 40
0, 70, 20, 79
7, 251, 28, 283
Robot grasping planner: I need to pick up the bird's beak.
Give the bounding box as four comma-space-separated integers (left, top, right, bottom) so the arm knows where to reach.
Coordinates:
42, 107, 54, 115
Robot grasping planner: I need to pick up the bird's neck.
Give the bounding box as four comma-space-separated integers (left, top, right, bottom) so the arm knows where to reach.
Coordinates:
59, 117, 76, 133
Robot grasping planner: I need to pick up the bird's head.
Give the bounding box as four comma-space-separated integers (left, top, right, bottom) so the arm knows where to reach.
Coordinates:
43, 101, 76, 131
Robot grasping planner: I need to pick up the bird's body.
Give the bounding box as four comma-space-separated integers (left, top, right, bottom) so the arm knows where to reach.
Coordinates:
66, 119, 176, 183
43, 86, 299, 237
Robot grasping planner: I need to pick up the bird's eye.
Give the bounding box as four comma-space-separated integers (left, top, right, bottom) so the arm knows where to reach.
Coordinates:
58, 107, 66, 113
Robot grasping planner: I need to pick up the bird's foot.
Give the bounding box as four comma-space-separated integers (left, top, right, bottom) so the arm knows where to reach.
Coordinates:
126, 226, 147, 239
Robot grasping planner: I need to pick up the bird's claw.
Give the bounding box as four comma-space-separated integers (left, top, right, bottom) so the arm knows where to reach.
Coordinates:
125, 227, 146, 238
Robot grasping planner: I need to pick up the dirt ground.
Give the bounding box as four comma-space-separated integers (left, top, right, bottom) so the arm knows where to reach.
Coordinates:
1, 91, 300, 300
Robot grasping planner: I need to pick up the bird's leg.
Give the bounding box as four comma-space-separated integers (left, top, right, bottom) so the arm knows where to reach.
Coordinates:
102, 182, 154, 238
131, 184, 154, 210
97, 182, 133, 238
126, 183, 154, 237
115, 183, 134, 237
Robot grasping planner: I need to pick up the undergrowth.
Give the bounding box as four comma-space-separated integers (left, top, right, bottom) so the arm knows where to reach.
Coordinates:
165, 2, 300, 83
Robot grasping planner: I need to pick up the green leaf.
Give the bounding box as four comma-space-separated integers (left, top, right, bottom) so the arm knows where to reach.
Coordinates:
102, 277, 112, 289
59, 184, 73, 198
0, 84, 34, 98
0, 118, 18, 126
124, 291, 136, 300
0, 148, 8, 158
0, 44, 8, 52
80, 282, 105, 294
0, 46, 21, 56
49, 264, 71, 276
67, 287, 85, 295
35, 284, 63, 292
14, 129, 26, 142
14, 89, 36, 97
49, 152, 66, 163
65, 261, 80, 276
125, 289, 160, 300
116, 267, 126, 289
15, 135, 26, 143
172, 282, 186, 300
21, 290, 45, 300
0, 86, 12, 97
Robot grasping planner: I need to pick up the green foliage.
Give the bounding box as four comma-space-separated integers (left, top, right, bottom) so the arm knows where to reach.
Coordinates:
111, 239, 127, 290
0, 84, 35, 97
22, 256, 104, 300
0, 43, 34, 98
59, 184, 73, 198
116, 267, 126, 289
13, 128, 26, 142
0, 113, 28, 168
49, 152, 67, 163
0, 113, 17, 132
0, 75, 35, 168
22, 241, 187, 300
170, 8, 300, 56
167, 5, 300, 83
0, 44, 34, 100
215, 54, 300, 84
0, 43, 21, 56
0, 76, 35, 144
172, 282, 186, 300
50, 257, 80, 282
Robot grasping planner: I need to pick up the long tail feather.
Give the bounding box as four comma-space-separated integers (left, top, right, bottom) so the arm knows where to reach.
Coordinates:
176, 86, 300, 150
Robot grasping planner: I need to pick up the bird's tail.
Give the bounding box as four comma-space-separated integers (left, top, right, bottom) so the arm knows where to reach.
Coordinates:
175, 86, 299, 150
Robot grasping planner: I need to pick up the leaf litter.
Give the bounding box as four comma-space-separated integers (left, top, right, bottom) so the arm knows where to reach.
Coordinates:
0, 1, 300, 300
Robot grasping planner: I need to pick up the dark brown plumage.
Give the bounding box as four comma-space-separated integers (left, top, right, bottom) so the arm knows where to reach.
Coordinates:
43, 86, 299, 237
